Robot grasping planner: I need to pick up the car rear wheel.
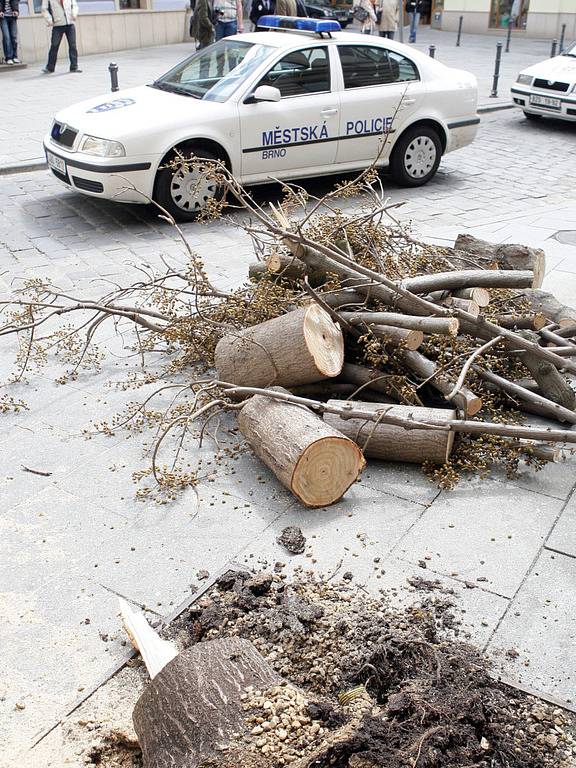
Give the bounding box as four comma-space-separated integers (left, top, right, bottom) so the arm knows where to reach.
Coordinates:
389, 126, 442, 187
154, 146, 224, 222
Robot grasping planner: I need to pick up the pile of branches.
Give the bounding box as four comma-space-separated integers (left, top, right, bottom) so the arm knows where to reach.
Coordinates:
2, 163, 576, 503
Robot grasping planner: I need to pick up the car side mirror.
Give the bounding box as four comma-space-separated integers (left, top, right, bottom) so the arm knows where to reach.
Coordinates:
247, 85, 282, 103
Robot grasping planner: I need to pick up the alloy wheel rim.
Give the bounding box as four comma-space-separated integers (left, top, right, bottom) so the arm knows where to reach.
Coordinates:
404, 136, 437, 179
170, 164, 218, 212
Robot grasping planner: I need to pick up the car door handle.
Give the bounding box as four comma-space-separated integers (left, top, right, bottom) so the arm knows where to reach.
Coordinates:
321, 108, 338, 116
402, 99, 417, 106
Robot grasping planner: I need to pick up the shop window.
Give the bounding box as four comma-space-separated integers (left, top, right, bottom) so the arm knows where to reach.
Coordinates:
490, 0, 529, 29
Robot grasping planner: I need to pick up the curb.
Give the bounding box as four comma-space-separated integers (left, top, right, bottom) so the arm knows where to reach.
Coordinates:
478, 102, 515, 114
0, 158, 48, 176
0, 103, 515, 177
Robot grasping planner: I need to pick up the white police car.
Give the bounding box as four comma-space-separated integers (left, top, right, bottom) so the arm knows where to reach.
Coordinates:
512, 41, 576, 123
44, 17, 479, 221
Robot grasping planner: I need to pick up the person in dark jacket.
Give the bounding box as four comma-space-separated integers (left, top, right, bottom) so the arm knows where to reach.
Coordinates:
0, 0, 20, 65
190, 0, 214, 48
249, 0, 273, 30
405, 0, 420, 42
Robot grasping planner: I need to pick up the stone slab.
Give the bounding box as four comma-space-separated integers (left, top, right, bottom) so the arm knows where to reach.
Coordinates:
487, 550, 576, 705
546, 492, 576, 558
392, 479, 562, 598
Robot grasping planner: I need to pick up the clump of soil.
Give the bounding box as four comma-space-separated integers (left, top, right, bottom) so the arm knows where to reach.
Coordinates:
166, 568, 576, 768
277, 526, 307, 555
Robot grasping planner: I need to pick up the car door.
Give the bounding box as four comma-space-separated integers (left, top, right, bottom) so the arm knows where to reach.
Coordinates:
334, 43, 423, 166
239, 45, 340, 181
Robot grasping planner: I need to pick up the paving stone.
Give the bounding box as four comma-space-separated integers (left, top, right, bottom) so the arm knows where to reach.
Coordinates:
359, 462, 441, 506
546, 492, 576, 557
392, 479, 562, 598
487, 550, 576, 705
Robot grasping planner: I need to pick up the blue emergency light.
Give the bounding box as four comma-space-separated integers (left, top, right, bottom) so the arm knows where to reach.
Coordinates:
258, 15, 342, 33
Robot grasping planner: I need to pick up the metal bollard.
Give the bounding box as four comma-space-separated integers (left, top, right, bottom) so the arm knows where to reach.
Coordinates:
456, 15, 463, 46
551, 38, 558, 58
560, 23, 566, 53
505, 18, 513, 53
108, 62, 119, 93
429, 45, 436, 58
490, 42, 503, 98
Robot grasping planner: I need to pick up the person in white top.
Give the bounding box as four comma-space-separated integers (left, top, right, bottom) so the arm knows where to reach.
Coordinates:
377, 0, 398, 39
355, 0, 376, 34
41, 0, 81, 73
213, 0, 243, 40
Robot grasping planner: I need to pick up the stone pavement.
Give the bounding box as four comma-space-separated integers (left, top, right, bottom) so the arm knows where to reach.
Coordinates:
0, 26, 555, 168
0, 107, 576, 765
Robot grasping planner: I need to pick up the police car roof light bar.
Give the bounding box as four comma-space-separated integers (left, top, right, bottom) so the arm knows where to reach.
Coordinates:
258, 15, 341, 36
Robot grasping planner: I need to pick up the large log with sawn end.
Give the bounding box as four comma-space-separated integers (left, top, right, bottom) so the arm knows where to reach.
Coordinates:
454, 234, 545, 288
324, 401, 456, 464
215, 305, 343, 388
238, 392, 365, 507
133, 637, 282, 768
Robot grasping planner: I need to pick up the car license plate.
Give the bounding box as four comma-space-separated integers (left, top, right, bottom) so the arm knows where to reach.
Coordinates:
529, 94, 561, 109
46, 150, 66, 174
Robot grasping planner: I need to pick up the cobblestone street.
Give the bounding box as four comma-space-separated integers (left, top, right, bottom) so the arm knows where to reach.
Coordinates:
1, 94, 576, 764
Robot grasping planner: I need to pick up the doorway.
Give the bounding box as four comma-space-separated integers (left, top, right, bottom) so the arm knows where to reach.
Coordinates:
490, 0, 529, 30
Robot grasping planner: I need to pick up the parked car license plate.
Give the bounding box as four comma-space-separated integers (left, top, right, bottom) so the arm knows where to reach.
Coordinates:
530, 94, 561, 109
46, 150, 66, 174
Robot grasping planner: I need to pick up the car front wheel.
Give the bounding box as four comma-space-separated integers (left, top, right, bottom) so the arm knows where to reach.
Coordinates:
154, 146, 224, 222
389, 126, 442, 187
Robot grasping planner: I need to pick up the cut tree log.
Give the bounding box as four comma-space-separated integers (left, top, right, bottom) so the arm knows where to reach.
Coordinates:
515, 330, 576, 411
442, 296, 480, 318
324, 401, 456, 464
519, 289, 576, 327
339, 311, 459, 336
453, 287, 491, 307
403, 269, 534, 295
336, 362, 409, 403
555, 323, 576, 339
494, 313, 547, 331
238, 391, 365, 507
133, 636, 282, 768
401, 350, 483, 417
453, 234, 545, 288
370, 324, 423, 350
215, 305, 344, 388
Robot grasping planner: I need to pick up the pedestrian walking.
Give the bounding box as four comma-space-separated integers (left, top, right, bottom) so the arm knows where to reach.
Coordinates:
405, 0, 420, 42
353, 0, 376, 35
41, 0, 81, 73
1, 0, 20, 65
212, 0, 243, 40
377, 0, 397, 38
190, 0, 214, 48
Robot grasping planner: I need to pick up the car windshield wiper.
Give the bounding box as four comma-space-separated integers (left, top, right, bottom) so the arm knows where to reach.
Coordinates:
150, 81, 199, 98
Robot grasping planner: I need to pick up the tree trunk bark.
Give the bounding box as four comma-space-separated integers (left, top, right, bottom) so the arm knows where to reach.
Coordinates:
403, 269, 534, 295
401, 350, 483, 417
454, 233, 546, 288
441, 296, 480, 318
339, 311, 459, 336
494, 313, 547, 331
238, 392, 365, 507
336, 362, 412, 403
133, 637, 282, 768
215, 305, 344, 388
518, 289, 576, 327
324, 401, 456, 464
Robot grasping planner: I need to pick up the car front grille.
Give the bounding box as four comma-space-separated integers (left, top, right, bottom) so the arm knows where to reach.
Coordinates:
72, 176, 104, 193
533, 78, 570, 93
51, 121, 78, 148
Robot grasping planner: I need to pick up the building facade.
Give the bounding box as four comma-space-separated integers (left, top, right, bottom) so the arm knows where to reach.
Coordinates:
13, 0, 190, 63
432, 0, 576, 39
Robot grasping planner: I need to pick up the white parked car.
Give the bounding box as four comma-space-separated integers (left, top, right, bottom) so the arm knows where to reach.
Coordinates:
44, 17, 479, 221
512, 41, 576, 122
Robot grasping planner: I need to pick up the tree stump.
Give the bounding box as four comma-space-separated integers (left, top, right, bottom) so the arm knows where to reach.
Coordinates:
238, 392, 365, 507
133, 637, 282, 768
324, 401, 456, 464
215, 305, 344, 388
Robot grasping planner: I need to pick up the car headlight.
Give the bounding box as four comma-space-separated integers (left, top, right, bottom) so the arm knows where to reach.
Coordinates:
80, 135, 126, 157
516, 74, 533, 86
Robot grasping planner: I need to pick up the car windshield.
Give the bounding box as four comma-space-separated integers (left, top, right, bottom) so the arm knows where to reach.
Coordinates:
152, 40, 274, 102
562, 42, 576, 58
